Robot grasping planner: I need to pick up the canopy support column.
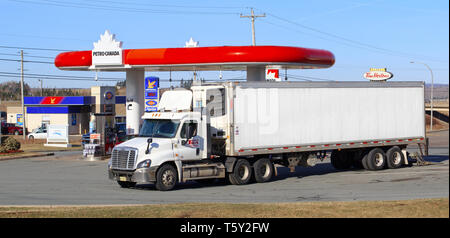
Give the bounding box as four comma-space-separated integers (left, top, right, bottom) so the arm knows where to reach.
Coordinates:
246, 66, 265, 81
126, 69, 145, 136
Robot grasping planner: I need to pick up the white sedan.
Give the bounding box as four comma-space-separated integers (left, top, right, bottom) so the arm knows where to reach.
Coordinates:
28, 127, 48, 140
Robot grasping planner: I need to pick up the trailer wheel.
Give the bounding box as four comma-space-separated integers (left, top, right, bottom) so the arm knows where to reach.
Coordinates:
117, 181, 136, 188
155, 164, 177, 191
253, 158, 273, 183
386, 146, 404, 169
351, 150, 364, 169
366, 148, 387, 170
228, 159, 252, 185
331, 151, 352, 170
361, 152, 370, 170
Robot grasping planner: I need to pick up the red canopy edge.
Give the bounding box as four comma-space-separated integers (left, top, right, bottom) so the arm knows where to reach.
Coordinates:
54, 45, 335, 70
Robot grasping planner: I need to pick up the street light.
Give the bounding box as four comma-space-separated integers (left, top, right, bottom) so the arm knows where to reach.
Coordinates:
410, 61, 434, 131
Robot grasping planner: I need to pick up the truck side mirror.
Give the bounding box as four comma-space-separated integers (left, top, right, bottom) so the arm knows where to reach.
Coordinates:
145, 138, 153, 154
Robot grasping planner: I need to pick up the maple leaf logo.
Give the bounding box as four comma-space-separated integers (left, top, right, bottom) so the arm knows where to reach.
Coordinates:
93, 30, 123, 50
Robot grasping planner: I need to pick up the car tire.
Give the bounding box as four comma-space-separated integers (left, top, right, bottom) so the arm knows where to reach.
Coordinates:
155, 164, 177, 191
386, 146, 404, 169
228, 159, 252, 185
28, 135, 34, 140
253, 158, 273, 183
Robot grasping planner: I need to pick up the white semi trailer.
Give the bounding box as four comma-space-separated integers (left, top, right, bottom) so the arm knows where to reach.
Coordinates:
108, 81, 426, 191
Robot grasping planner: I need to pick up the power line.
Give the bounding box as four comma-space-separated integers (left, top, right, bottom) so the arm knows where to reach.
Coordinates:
0, 58, 53, 64
80, 0, 244, 9
9, 0, 240, 15
258, 9, 448, 63
0, 71, 123, 81
280, 73, 335, 82
0, 45, 72, 52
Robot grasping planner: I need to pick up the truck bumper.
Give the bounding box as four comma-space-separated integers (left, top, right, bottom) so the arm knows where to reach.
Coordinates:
108, 166, 158, 183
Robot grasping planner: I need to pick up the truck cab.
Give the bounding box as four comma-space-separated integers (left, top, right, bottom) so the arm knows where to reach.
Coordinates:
108, 86, 223, 190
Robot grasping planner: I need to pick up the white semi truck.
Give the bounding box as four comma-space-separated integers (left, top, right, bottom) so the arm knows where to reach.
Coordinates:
108, 81, 426, 191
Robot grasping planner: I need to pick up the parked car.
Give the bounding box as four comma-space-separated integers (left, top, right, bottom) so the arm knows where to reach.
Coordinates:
28, 127, 47, 140
1, 122, 23, 135
1, 121, 5, 135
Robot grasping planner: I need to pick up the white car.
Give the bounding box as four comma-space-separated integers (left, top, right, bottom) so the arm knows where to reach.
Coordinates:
28, 127, 48, 140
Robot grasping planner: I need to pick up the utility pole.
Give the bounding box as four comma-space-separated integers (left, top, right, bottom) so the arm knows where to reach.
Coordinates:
20, 50, 27, 140
240, 8, 266, 46
38, 79, 43, 96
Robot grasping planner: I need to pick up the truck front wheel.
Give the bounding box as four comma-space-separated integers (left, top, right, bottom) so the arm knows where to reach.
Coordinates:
228, 159, 252, 185
155, 164, 177, 191
253, 158, 273, 183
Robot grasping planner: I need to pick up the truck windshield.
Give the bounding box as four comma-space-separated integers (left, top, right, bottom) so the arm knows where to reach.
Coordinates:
139, 119, 180, 138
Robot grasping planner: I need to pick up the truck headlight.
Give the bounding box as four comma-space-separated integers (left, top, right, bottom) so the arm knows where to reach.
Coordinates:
137, 159, 152, 169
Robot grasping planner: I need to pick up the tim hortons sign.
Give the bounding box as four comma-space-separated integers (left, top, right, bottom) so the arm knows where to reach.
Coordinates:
92, 30, 123, 66
364, 68, 393, 81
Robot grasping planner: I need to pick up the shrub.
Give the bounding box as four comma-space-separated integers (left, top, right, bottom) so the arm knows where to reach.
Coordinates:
3, 137, 20, 151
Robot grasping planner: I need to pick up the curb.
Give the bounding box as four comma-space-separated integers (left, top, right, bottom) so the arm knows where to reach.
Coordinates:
427, 128, 449, 134
0, 152, 55, 161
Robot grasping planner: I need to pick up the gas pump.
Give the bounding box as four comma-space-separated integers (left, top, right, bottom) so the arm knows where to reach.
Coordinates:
83, 112, 115, 160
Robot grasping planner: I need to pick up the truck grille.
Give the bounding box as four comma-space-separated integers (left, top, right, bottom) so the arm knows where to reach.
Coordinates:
111, 147, 138, 170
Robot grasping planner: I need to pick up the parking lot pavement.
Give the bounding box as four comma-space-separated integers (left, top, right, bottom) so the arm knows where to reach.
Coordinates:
0, 145, 447, 206
0, 130, 447, 206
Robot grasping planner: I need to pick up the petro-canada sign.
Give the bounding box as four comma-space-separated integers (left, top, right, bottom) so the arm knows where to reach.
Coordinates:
364, 68, 393, 81
92, 30, 123, 66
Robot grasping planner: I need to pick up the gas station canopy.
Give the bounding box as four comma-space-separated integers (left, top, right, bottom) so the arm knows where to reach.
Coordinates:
55, 45, 335, 71
53, 30, 336, 136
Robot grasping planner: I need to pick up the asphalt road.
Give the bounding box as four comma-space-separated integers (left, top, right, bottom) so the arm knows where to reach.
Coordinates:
0, 131, 448, 205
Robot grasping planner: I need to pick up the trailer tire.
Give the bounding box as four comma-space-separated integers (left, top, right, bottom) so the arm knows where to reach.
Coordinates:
117, 181, 136, 188
228, 159, 252, 185
351, 150, 364, 169
253, 158, 273, 183
361, 152, 370, 170
331, 151, 352, 170
366, 148, 387, 171
155, 164, 177, 191
386, 146, 404, 169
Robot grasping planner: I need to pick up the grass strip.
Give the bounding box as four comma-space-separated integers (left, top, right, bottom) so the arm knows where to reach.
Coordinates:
0, 198, 447, 218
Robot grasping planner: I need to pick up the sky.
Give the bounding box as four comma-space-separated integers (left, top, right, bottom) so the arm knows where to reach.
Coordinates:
0, 0, 448, 90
